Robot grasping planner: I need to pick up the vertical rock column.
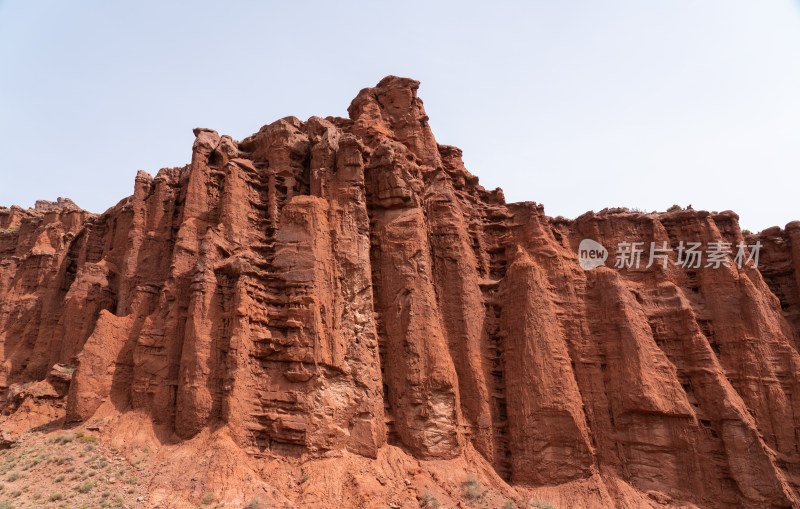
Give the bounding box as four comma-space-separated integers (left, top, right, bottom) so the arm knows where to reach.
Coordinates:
425, 170, 494, 461
351, 75, 464, 459
174, 128, 223, 437
308, 122, 386, 456
585, 267, 695, 495
366, 148, 463, 458
500, 246, 594, 485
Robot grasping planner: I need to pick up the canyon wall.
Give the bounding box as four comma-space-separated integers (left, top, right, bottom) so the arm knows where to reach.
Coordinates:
1, 76, 799, 508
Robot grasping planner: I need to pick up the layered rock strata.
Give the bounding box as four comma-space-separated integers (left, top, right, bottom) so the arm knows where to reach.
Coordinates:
1, 77, 799, 508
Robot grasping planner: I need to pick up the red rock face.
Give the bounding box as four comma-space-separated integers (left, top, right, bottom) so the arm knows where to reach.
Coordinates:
1, 76, 800, 507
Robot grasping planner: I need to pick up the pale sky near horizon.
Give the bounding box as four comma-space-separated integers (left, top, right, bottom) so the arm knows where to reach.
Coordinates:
1, 1, 799, 232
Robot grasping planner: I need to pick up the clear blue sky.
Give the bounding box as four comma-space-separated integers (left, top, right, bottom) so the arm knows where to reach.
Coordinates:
2, 1, 799, 232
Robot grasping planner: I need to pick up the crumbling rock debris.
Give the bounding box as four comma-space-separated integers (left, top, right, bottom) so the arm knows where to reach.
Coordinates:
0, 76, 799, 508
0, 431, 15, 450
46, 363, 74, 397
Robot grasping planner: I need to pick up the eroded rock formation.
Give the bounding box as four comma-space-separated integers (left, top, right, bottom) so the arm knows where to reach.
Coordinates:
1, 76, 799, 508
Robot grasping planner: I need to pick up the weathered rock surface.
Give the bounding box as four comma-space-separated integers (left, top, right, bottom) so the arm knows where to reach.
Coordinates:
1, 76, 800, 508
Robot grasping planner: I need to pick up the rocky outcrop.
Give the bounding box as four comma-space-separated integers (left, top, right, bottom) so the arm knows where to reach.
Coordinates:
1, 76, 799, 508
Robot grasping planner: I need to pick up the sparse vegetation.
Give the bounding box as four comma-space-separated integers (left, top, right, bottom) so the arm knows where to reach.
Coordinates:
420, 488, 441, 507
48, 492, 64, 501
504, 501, 517, 509
53, 455, 73, 465
462, 474, 488, 504
50, 433, 76, 444
667, 204, 681, 212
74, 480, 94, 494
246, 496, 262, 509
742, 229, 753, 236
6, 471, 20, 481
201, 492, 217, 504
528, 501, 555, 509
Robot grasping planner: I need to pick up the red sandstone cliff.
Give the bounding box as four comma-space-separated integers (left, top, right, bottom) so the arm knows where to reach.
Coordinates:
1, 77, 799, 508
